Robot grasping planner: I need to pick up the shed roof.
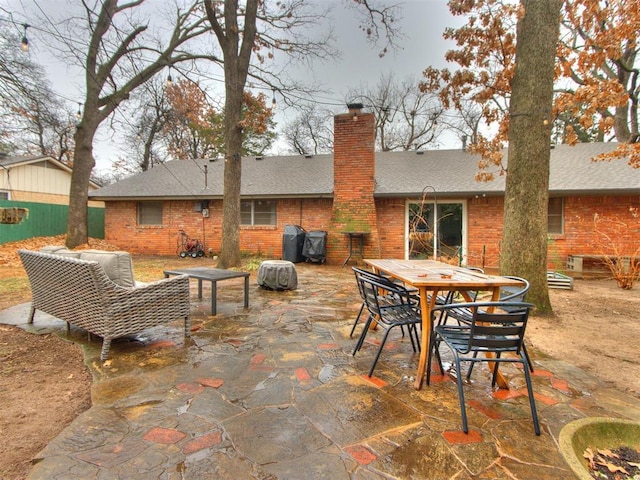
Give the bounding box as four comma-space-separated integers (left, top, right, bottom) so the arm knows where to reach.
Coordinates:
89, 142, 639, 200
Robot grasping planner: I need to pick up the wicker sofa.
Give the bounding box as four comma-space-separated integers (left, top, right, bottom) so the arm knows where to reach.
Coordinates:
18, 249, 191, 361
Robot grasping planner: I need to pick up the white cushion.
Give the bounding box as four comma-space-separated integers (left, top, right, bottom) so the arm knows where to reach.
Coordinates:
78, 250, 135, 288
40, 246, 81, 258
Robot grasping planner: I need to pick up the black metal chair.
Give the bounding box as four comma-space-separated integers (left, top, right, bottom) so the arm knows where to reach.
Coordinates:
426, 301, 540, 435
496, 277, 534, 371
352, 270, 422, 377
438, 275, 535, 372
350, 267, 419, 338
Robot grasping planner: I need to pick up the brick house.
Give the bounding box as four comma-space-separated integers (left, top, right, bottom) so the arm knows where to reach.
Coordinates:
89, 106, 639, 271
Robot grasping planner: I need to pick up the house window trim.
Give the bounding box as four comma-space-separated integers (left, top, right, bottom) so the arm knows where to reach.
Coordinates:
405, 198, 468, 262
241, 199, 277, 226
547, 197, 564, 235
137, 201, 163, 226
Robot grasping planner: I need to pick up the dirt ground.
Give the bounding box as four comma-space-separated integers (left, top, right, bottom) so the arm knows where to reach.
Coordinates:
0, 237, 639, 479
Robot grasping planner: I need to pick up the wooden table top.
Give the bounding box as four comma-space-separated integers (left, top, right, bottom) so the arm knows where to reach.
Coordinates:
363, 259, 521, 290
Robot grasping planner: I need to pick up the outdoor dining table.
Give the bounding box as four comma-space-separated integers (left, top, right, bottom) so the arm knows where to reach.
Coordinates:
364, 259, 523, 390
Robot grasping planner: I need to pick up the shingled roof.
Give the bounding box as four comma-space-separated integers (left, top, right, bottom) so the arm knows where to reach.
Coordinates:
89, 142, 639, 201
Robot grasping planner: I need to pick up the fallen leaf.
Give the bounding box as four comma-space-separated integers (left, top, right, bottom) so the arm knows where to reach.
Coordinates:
584, 447, 596, 468
597, 448, 619, 459
595, 460, 628, 475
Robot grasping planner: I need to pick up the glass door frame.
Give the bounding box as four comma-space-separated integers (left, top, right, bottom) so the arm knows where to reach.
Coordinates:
404, 198, 468, 263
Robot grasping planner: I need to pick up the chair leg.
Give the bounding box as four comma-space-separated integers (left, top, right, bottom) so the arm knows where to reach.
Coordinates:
452, 353, 470, 433
521, 352, 541, 435
184, 316, 191, 338
350, 303, 365, 338
522, 342, 534, 372
352, 314, 373, 355
426, 331, 444, 385
100, 338, 112, 362
407, 324, 420, 353
490, 353, 502, 388
367, 328, 394, 377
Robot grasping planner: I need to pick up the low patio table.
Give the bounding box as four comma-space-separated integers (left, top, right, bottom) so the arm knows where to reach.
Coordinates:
364, 259, 522, 390
164, 267, 250, 316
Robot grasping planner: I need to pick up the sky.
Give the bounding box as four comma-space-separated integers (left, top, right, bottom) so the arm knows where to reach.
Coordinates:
2, 0, 464, 172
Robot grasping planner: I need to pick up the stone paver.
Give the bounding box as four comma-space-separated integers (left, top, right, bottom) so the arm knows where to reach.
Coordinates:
2, 263, 640, 479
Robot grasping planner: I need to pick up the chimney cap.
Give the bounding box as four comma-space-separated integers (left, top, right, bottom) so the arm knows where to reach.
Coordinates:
347, 102, 364, 111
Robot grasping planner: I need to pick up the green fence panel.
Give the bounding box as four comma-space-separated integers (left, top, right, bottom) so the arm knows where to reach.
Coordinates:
0, 200, 104, 245
88, 206, 105, 239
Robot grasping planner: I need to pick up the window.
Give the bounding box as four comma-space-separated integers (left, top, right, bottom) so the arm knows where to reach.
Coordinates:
547, 197, 564, 234
241, 200, 276, 226
0, 191, 8, 200
408, 201, 463, 260
137, 201, 163, 225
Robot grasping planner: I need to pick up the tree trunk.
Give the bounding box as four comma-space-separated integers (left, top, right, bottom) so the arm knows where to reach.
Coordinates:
66, 122, 97, 248
208, 0, 258, 268
218, 81, 243, 268
500, 0, 562, 313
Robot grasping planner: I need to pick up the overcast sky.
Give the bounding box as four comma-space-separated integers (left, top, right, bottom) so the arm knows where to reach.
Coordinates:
2, 0, 463, 170
269, 0, 463, 152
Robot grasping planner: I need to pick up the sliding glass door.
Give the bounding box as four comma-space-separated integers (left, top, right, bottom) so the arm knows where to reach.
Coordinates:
407, 201, 464, 262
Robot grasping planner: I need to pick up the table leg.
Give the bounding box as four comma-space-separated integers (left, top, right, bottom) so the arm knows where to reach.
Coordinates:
414, 287, 438, 390
197, 279, 203, 299
243, 275, 249, 308
485, 288, 509, 389
211, 281, 217, 315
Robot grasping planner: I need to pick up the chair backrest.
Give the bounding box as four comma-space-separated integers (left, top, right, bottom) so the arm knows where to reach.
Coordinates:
432, 301, 533, 354
500, 276, 530, 302
467, 301, 533, 354
353, 267, 410, 302
353, 266, 402, 289
354, 269, 414, 319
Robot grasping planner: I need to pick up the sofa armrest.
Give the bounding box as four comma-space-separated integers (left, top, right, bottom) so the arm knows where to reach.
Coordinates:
105, 275, 191, 337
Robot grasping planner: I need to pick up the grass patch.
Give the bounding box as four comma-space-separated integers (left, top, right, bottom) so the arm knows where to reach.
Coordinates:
0, 277, 30, 311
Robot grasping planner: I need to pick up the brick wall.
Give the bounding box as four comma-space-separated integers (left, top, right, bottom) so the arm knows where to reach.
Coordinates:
375, 198, 406, 258
105, 198, 334, 258
547, 195, 640, 271
467, 196, 505, 269
104, 192, 638, 269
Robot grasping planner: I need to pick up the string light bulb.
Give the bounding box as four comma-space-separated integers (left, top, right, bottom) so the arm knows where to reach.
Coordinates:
271, 88, 276, 109
166, 67, 173, 87
21, 24, 29, 52
76, 102, 82, 121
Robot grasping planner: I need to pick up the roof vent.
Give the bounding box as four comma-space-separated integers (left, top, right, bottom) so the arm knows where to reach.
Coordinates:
304, 154, 313, 159
416, 150, 424, 155
256, 156, 263, 160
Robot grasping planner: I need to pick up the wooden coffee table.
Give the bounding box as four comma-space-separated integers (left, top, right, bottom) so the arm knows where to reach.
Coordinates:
164, 267, 250, 315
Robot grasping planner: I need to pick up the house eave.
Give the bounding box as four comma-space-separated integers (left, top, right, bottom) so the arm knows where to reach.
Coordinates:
90, 193, 335, 202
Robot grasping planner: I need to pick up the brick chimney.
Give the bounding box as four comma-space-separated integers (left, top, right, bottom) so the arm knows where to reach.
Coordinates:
330, 103, 380, 261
